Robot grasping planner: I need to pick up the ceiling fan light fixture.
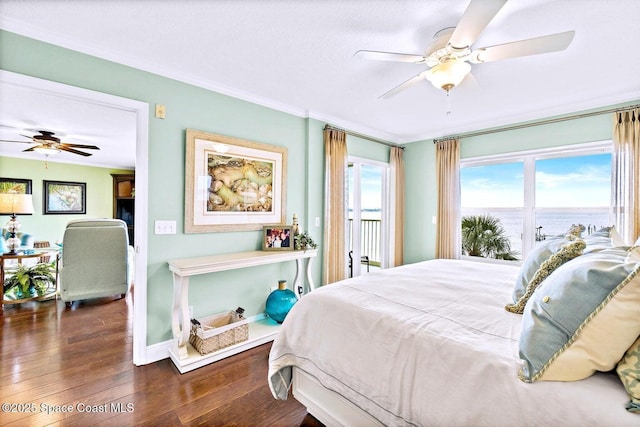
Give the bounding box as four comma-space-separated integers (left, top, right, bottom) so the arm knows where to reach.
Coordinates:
34, 146, 61, 155
426, 59, 471, 92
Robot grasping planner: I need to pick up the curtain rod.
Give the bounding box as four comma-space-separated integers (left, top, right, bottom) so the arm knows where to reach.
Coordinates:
433, 103, 640, 144
324, 124, 404, 149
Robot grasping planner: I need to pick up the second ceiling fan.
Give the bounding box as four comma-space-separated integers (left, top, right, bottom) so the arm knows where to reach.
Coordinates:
0, 130, 100, 157
355, 0, 575, 98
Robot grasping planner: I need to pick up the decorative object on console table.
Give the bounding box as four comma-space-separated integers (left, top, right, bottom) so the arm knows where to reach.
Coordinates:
294, 230, 318, 251
112, 173, 135, 245
262, 225, 293, 251
0, 192, 35, 254
291, 213, 318, 251
184, 129, 287, 233
189, 307, 249, 355
43, 181, 86, 215
265, 280, 297, 323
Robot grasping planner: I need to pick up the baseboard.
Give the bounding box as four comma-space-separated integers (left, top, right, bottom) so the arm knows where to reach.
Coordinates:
136, 339, 173, 365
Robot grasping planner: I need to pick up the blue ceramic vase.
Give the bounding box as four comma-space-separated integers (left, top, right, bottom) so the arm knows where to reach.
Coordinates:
265, 280, 297, 323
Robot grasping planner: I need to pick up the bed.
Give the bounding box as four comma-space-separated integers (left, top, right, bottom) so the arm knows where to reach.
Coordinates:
268, 241, 640, 426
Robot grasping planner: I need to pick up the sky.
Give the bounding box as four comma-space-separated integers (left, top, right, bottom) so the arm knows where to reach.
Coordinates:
348, 163, 383, 211
461, 153, 611, 208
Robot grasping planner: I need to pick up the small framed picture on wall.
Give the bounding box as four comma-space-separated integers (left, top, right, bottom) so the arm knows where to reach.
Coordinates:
43, 180, 86, 214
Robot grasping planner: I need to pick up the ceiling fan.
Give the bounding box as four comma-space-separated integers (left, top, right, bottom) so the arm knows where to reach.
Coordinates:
354, 0, 575, 98
0, 130, 100, 157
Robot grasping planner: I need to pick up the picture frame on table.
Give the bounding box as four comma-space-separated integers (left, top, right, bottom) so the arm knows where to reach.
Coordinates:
262, 225, 294, 251
184, 129, 287, 233
43, 180, 86, 214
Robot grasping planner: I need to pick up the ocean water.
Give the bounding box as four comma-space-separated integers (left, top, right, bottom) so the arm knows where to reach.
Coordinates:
464, 209, 611, 257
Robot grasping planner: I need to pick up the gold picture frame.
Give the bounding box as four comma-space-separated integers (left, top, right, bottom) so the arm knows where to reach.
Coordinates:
185, 129, 287, 233
262, 225, 294, 251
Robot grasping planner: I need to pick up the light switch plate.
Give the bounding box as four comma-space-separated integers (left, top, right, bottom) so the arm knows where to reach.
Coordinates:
155, 220, 176, 234
155, 104, 166, 119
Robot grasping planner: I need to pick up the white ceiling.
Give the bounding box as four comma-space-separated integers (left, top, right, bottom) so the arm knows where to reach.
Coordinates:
1, 0, 639, 168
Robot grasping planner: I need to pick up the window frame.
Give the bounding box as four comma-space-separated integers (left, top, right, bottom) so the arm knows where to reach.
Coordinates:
460, 140, 612, 263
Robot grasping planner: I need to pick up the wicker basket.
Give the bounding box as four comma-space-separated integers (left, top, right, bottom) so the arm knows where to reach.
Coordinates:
189, 307, 249, 355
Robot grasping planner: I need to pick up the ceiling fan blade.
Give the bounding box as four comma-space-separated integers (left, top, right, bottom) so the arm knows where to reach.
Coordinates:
354, 50, 425, 64
448, 0, 508, 49
472, 30, 575, 63
379, 72, 427, 99
0, 139, 35, 144
61, 143, 100, 150
59, 146, 93, 156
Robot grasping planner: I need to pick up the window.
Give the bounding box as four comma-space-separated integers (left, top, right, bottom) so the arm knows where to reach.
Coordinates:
461, 142, 611, 261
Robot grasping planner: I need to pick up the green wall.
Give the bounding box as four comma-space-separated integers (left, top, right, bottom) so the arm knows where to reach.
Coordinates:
402, 102, 638, 264
0, 30, 328, 346
0, 156, 132, 243
4, 29, 634, 349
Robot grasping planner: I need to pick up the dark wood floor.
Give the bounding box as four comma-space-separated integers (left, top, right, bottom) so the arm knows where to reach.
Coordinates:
0, 292, 323, 426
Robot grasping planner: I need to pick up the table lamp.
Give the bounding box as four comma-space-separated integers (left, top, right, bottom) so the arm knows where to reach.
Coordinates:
0, 192, 35, 254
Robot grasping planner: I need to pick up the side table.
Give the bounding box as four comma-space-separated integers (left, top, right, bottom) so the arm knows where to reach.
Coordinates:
1, 251, 58, 307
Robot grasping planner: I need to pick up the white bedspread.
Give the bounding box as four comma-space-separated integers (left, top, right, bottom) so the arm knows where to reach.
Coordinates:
268, 259, 637, 426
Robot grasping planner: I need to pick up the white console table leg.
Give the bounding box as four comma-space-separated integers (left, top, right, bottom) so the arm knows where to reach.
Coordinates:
171, 272, 191, 360
306, 256, 315, 292
294, 255, 316, 297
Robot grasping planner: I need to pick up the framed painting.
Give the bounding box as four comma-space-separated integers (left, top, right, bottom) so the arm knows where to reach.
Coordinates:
43, 180, 86, 214
0, 177, 32, 195
0, 178, 33, 215
262, 225, 294, 251
185, 129, 287, 232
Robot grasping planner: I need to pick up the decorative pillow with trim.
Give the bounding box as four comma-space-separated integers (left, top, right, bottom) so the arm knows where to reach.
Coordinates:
512, 229, 583, 303
582, 226, 617, 253
617, 336, 640, 413
628, 246, 640, 264
505, 238, 585, 314
518, 247, 640, 382
512, 226, 621, 303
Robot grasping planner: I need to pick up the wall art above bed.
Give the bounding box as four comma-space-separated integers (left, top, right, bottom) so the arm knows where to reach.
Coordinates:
184, 129, 287, 233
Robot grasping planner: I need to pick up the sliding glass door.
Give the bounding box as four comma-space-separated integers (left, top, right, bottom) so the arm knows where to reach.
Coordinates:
348, 157, 389, 277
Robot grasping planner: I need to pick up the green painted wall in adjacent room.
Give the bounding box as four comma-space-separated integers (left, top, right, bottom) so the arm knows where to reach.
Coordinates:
0, 156, 132, 244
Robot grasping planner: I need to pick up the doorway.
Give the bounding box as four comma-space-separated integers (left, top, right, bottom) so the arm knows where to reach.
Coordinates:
0, 70, 149, 365
347, 156, 389, 277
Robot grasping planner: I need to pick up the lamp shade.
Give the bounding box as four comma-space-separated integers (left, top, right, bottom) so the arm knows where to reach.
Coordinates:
34, 146, 61, 155
426, 59, 472, 91
0, 193, 35, 215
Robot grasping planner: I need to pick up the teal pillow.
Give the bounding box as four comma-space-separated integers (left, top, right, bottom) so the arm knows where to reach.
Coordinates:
582, 227, 616, 253
506, 238, 585, 314
513, 234, 577, 302
519, 247, 640, 382
512, 226, 617, 303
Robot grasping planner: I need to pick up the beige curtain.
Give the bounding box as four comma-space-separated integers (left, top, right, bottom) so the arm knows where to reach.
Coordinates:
323, 128, 348, 284
612, 107, 640, 244
390, 146, 405, 266
435, 139, 461, 259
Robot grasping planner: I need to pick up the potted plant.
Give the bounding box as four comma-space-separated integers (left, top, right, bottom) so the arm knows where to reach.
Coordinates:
3, 261, 56, 301
294, 230, 318, 251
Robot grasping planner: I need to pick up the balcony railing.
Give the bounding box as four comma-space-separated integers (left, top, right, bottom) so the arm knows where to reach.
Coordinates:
348, 219, 381, 266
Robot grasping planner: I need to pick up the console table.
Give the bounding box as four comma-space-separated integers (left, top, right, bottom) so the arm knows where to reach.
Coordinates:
167, 249, 317, 373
